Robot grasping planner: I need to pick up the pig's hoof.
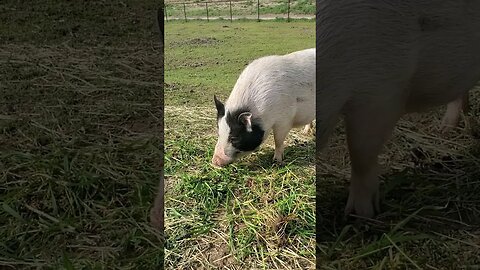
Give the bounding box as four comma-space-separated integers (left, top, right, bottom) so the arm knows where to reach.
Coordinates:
273, 159, 284, 165
211, 163, 224, 169
440, 123, 455, 134
344, 190, 380, 219
273, 156, 284, 166
440, 126, 452, 134
440, 118, 459, 133
274, 161, 285, 166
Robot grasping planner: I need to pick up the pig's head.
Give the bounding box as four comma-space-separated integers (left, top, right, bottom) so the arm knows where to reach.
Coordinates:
212, 95, 265, 167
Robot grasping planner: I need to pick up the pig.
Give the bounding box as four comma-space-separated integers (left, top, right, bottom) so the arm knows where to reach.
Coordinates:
212, 48, 315, 167
316, 0, 480, 218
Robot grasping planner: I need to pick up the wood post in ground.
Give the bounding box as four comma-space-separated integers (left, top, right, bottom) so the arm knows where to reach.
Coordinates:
183, 3, 187, 22
164, 4, 168, 21
229, 0, 233, 22
257, 0, 260, 21
287, 0, 290, 22
206, 2, 209, 21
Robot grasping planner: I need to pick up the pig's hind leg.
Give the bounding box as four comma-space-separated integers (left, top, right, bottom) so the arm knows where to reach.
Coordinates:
302, 122, 313, 135
344, 101, 402, 218
441, 93, 470, 132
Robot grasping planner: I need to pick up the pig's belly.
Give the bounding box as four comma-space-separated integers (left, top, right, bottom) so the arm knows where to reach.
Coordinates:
405, 68, 480, 113
403, 30, 480, 112
292, 98, 315, 127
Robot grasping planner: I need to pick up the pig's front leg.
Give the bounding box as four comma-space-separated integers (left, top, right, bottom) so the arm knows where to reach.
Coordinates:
273, 123, 292, 163
344, 103, 401, 218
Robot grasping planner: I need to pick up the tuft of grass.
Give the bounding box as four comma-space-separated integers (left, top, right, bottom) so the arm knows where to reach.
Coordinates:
164, 20, 315, 269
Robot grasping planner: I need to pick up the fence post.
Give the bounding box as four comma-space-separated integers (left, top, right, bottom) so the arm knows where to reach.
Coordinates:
257, 0, 260, 21
206, 2, 209, 22
183, 3, 187, 22
165, 4, 168, 21
287, 0, 290, 22
229, 0, 233, 22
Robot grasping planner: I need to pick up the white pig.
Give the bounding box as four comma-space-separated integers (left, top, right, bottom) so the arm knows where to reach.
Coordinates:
212, 48, 315, 167
316, 0, 480, 218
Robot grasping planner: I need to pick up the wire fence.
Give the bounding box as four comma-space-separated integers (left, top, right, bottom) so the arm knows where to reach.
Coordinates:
164, 0, 315, 22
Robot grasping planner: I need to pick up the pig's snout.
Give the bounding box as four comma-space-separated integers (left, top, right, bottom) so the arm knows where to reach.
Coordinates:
211, 154, 231, 167
211, 146, 232, 168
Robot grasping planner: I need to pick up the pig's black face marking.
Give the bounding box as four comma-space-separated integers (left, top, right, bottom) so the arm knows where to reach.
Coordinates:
226, 108, 264, 153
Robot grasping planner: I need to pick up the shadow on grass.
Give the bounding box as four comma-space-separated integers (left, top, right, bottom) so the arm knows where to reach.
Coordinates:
320, 142, 480, 233
239, 139, 316, 171
317, 142, 480, 267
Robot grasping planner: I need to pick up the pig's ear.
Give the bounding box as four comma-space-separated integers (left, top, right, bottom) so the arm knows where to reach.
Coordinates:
214, 95, 225, 117
238, 112, 253, 132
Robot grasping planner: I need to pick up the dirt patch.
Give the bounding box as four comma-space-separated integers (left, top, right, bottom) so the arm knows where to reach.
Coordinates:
188, 37, 220, 45
171, 37, 222, 47
205, 240, 236, 268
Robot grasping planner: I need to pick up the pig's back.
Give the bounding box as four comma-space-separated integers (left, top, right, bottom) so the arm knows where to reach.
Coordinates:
226, 49, 315, 126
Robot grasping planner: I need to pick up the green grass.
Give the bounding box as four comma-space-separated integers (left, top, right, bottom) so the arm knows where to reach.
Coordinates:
1, 1, 163, 269
164, 20, 315, 268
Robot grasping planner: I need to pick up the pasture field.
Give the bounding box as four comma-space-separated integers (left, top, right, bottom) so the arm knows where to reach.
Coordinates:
164, 20, 316, 269
1, 1, 163, 269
